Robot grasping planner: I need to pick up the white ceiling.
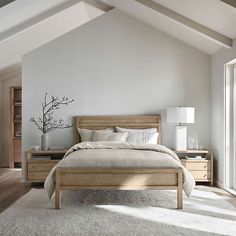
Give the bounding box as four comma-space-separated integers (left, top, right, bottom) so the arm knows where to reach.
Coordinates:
0, 0, 106, 75
152, 0, 236, 39
98, 0, 236, 54
0, 0, 235, 74
0, 0, 72, 36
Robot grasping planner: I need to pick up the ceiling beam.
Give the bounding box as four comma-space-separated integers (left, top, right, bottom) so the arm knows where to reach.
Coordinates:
0, 0, 111, 42
0, 0, 16, 8
219, 0, 236, 8
85, 0, 113, 11
0, 0, 81, 42
135, 0, 232, 49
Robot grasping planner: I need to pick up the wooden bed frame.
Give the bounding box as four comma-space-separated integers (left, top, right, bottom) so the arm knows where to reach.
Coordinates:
55, 116, 183, 209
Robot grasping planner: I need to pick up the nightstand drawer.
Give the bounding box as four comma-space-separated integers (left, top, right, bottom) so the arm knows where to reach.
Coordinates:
28, 162, 58, 171
189, 170, 211, 180
26, 150, 67, 184
28, 171, 49, 181
175, 150, 213, 185
181, 161, 211, 171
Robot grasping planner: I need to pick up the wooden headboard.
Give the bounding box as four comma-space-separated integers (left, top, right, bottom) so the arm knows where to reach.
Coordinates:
75, 115, 161, 144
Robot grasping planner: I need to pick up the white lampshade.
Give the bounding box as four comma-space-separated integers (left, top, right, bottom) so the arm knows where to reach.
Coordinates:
166, 107, 195, 124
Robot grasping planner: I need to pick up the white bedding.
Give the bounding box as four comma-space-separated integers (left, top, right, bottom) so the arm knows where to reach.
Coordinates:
44, 142, 195, 199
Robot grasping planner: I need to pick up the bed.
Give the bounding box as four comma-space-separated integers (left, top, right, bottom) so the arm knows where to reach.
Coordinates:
44, 115, 195, 209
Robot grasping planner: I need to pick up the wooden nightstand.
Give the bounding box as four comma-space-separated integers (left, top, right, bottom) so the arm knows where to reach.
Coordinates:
174, 150, 213, 186
25, 149, 67, 184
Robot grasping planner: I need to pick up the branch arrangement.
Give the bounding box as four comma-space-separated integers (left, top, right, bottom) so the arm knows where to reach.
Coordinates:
30, 93, 74, 133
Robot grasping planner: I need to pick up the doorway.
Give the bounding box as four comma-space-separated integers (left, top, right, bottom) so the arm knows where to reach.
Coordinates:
0, 65, 21, 169
9, 86, 22, 168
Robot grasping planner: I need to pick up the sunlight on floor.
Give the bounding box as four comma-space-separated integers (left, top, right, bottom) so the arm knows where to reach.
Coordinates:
95, 204, 236, 235
191, 189, 223, 200
185, 201, 236, 217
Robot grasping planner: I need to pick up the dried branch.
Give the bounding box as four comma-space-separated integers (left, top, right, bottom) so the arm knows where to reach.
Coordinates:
30, 117, 43, 132
30, 93, 74, 133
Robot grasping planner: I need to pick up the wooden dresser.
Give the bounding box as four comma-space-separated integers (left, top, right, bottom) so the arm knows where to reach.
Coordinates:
25, 150, 67, 184
175, 150, 213, 186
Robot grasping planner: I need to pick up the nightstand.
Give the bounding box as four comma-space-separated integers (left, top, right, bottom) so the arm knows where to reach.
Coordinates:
174, 150, 213, 186
25, 149, 67, 184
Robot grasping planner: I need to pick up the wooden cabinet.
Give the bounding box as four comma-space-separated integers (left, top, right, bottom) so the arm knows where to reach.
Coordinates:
9, 87, 22, 168
25, 150, 67, 184
174, 150, 213, 186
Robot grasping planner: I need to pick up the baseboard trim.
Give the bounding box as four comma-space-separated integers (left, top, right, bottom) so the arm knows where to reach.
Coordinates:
215, 179, 224, 188
215, 179, 236, 196
225, 188, 236, 197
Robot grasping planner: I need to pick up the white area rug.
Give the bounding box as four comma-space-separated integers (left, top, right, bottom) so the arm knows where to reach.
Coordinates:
0, 188, 236, 236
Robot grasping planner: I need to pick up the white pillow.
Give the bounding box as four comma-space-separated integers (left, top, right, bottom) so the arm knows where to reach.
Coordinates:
116, 127, 159, 144
93, 131, 128, 142
78, 128, 113, 142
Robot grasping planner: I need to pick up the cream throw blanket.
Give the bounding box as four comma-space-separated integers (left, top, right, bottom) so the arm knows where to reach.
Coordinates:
44, 142, 195, 199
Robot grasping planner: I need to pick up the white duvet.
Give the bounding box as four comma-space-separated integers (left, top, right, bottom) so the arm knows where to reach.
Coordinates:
44, 142, 195, 199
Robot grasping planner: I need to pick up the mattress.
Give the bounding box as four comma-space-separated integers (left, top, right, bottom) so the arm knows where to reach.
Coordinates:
44, 141, 195, 199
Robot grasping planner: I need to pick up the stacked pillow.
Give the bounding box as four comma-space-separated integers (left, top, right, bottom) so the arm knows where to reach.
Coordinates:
78, 127, 159, 144
116, 127, 159, 144
93, 131, 128, 142
78, 128, 128, 142
78, 128, 112, 142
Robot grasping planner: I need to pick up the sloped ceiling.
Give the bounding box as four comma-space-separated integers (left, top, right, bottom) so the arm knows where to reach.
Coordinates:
0, 0, 16, 8
0, 0, 108, 74
0, 0, 235, 74
98, 0, 236, 54
0, 0, 69, 35
152, 0, 236, 39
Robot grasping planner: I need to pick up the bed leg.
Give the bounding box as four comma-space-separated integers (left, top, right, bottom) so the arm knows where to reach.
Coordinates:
177, 170, 183, 209
55, 168, 61, 210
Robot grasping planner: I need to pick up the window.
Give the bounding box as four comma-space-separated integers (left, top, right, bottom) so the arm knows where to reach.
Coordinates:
224, 62, 236, 192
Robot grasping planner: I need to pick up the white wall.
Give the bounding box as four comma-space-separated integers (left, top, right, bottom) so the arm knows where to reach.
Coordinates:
211, 38, 236, 187
22, 9, 211, 154
0, 70, 21, 167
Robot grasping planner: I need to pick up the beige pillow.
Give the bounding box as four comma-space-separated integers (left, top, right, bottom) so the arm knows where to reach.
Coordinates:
93, 131, 128, 142
78, 128, 114, 142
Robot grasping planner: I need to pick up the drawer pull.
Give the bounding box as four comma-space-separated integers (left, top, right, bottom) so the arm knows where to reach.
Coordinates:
204, 166, 207, 169
204, 174, 207, 177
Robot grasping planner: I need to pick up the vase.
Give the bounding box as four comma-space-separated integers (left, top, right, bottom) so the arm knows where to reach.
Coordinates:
41, 133, 49, 150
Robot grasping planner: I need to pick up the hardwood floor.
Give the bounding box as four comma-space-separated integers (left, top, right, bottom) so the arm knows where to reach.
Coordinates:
0, 168, 30, 213
193, 185, 236, 208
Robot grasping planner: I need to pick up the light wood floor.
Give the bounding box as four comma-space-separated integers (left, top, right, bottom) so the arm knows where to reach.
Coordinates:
195, 185, 236, 208
0, 168, 30, 213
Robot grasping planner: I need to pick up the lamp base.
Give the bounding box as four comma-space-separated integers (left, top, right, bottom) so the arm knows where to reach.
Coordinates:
175, 126, 187, 151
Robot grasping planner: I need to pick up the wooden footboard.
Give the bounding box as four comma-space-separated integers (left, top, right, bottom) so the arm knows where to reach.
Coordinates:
55, 168, 183, 210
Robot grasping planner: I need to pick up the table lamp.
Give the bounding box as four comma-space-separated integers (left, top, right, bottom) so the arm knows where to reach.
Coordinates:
166, 107, 195, 151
